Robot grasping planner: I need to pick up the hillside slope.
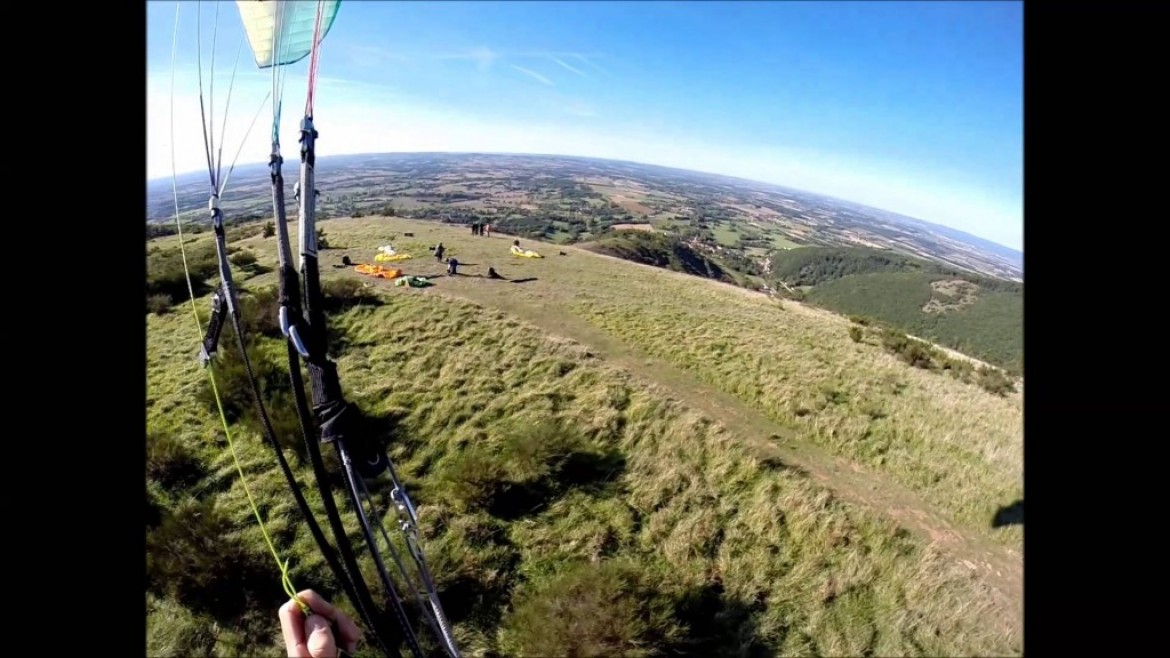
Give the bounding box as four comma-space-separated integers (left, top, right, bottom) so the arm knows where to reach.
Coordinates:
766, 247, 1023, 373
580, 231, 740, 285
806, 272, 1023, 372
146, 216, 1022, 656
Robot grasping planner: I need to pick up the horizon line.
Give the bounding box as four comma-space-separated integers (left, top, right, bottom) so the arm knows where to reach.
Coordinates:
147, 149, 1022, 255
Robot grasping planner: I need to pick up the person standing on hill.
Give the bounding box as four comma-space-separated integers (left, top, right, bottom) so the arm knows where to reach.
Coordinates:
434, 242, 445, 262
484, 223, 491, 237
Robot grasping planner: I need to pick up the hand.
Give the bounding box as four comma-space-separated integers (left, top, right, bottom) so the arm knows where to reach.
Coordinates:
279, 589, 362, 658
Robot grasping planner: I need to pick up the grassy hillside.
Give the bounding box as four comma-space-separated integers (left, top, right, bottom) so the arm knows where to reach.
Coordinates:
768, 246, 935, 284
581, 231, 741, 286
146, 217, 1022, 656
766, 247, 1023, 373
807, 272, 1023, 373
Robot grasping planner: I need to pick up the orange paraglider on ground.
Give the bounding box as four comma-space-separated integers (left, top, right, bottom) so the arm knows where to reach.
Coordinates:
354, 264, 404, 279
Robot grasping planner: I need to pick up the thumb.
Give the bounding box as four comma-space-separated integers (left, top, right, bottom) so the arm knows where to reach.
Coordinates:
304, 614, 337, 658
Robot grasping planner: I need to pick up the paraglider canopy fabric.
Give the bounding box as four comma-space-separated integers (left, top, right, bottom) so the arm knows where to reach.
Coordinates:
375, 252, 413, 263
236, 0, 342, 69
395, 276, 433, 288
355, 264, 403, 279
510, 245, 543, 258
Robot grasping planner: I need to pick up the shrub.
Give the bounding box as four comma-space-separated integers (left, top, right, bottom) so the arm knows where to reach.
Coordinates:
321, 277, 367, 306
440, 445, 509, 512
229, 250, 257, 268
237, 286, 283, 339
879, 329, 937, 370
848, 326, 863, 343
316, 227, 330, 250
147, 293, 173, 315
147, 241, 219, 304
941, 357, 975, 381
146, 431, 206, 491
263, 221, 275, 238
146, 490, 163, 529
899, 342, 936, 369
145, 497, 277, 620
437, 419, 608, 518
228, 223, 266, 241
976, 365, 1016, 396
500, 559, 681, 657
195, 329, 305, 456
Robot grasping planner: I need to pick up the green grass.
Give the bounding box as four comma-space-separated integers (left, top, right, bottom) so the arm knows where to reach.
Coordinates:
308, 219, 1022, 538
574, 289, 1022, 536
765, 231, 803, 250
147, 216, 1021, 656
711, 222, 740, 247
760, 247, 1022, 372
583, 231, 735, 284
807, 272, 1023, 372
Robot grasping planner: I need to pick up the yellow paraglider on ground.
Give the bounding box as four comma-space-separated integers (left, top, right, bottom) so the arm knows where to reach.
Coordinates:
375, 252, 413, 263
510, 244, 543, 258
374, 245, 413, 262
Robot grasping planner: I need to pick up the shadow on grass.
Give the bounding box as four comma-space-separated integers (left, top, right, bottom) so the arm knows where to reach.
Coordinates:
333, 402, 419, 476
240, 263, 272, 277
487, 449, 627, 521
667, 579, 775, 658
991, 499, 1023, 528
430, 538, 522, 629
146, 498, 285, 623
501, 561, 774, 658
510, 277, 539, 284
321, 279, 387, 313
758, 446, 810, 478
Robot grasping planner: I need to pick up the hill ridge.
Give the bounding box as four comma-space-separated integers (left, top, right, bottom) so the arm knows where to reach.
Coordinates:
146, 152, 1022, 274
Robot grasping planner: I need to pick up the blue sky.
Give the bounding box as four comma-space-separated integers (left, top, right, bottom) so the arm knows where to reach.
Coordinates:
147, 1, 1023, 251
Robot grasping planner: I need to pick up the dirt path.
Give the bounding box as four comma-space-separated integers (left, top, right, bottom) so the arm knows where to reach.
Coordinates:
424, 280, 1021, 635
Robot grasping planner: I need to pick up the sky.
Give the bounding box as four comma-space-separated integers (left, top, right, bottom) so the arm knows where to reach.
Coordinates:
146, 1, 1023, 251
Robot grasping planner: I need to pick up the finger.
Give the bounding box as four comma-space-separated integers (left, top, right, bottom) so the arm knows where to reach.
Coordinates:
305, 614, 337, 658
279, 598, 310, 657
295, 590, 338, 619
332, 609, 362, 653
296, 589, 361, 653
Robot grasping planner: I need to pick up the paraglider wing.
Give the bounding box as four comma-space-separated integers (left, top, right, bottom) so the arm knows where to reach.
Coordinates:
236, 0, 342, 69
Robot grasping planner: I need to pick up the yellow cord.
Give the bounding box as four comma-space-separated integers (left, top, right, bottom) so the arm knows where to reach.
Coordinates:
166, 0, 309, 618
168, 145, 308, 618
173, 227, 310, 617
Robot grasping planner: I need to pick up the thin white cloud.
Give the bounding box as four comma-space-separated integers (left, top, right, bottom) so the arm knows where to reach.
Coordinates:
572, 53, 610, 76
510, 65, 554, 86
549, 55, 587, 77
440, 47, 500, 71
